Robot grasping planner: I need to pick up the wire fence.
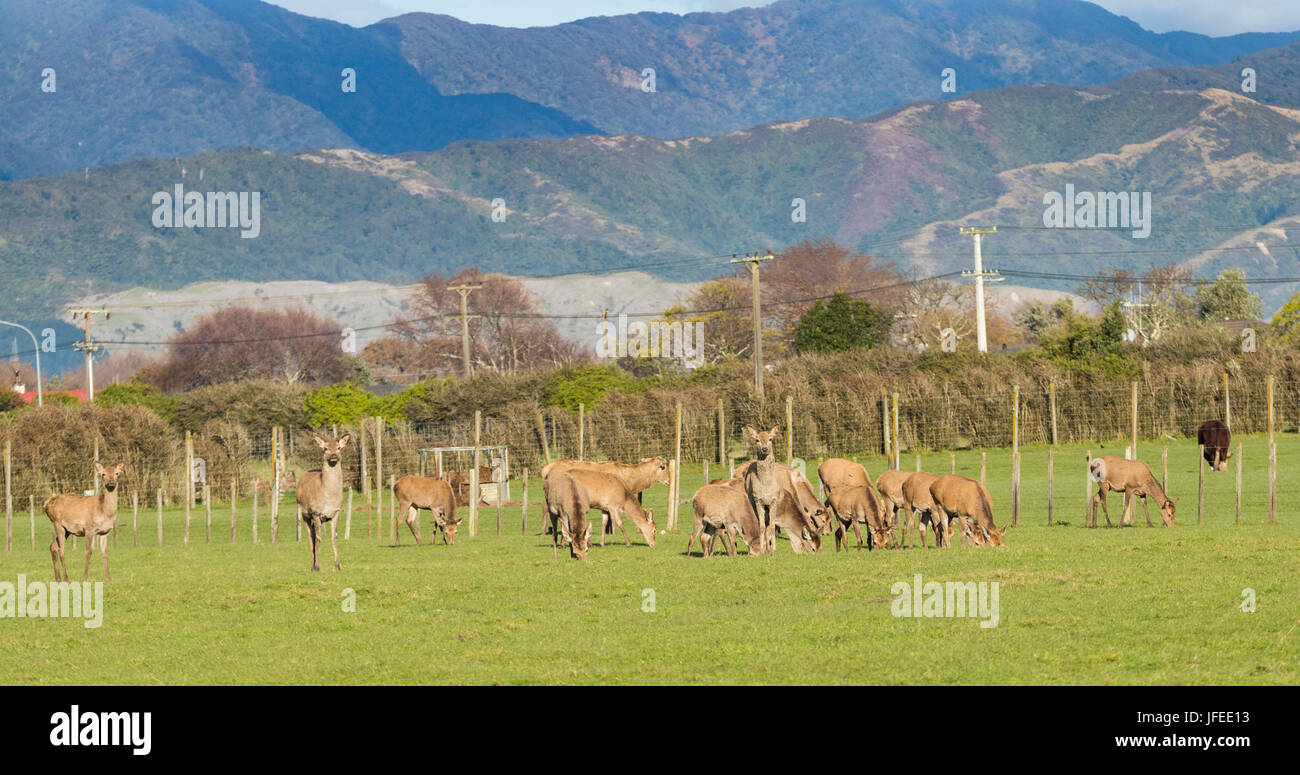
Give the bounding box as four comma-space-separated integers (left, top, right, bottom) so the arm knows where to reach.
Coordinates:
0, 374, 1292, 516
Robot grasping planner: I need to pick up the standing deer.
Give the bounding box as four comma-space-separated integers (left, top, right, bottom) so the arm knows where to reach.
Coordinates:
686, 481, 764, 557
824, 484, 888, 551
1088, 456, 1176, 528
565, 469, 657, 548
544, 470, 592, 561
901, 471, 941, 547
296, 433, 351, 571
45, 462, 125, 582
741, 426, 784, 554
874, 469, 912, 547
393, 475, 462, 547
542, 457, 669, 538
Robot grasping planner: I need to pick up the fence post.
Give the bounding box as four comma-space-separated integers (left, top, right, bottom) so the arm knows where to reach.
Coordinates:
184, 431, 192, 545
1047, 448, 1054, 525
470, 410, 480, 537
360, 417, 370, 503
1234, 442, 1242, 524
1012, 451, 1020, 526
578, 403, 585, 461
1130, 381, 1138, 461
1197, 445, 1204, 524
345, 487, 353, 540
1084, 451, 1091, 526
881, 388, 890, 459
979, 452, 986, 484
1049, 379, 1058, 447
132, 492, 139, 548
785, 395, 793, 463
891, 392, 900, 471
4, 438, 11, 552
1268, 442, 1276, 523
915, 454, 921, 473
1012, 384, 1019, 455
252, 481, 259, 544
296, 504, 302, 542
536, 410, 551, 465
156, 489, 163, 546
949, 453, 955, 475
270, 427, 280, 544
1267, 376, 1275, 445
667, 459, 678, 532
376, 416, 385, 540
521, 468, 529, 535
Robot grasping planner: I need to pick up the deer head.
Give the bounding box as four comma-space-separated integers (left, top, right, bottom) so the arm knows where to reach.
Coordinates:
1159, 498, 1177, 526
570, 523, 592, 561
744, 426, 780, 461
641, 457, 671, 486
313, 433, 351, 469
435, 510, 462, 545
94, 461, 126, 494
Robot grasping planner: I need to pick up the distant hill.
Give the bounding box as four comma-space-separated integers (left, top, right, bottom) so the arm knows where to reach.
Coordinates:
381, 0, 1300, 138
0, 0, 595, 180
3, 44, 1300, 316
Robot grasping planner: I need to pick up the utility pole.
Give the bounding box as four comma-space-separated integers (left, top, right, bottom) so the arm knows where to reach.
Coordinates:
730, 251, 774, 397
69, 308, 109, 401
447, 285, 481, 378
959, 227, 1000, 352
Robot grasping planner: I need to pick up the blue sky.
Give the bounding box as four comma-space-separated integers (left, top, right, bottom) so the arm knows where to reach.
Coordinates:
264, 0, 1300, 35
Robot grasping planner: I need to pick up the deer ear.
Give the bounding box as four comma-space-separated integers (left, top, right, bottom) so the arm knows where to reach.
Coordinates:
314, 435, 328, 449
743, 426, 757, 440
336, 433, 351, 448
769, 426, 780, 437
93, 461, 105, 475
115, 463, 126, 474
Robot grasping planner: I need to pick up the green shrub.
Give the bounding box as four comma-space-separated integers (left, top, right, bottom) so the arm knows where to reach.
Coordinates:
541, 365, 641, 411
95, 382, 176, 422
303, 383, 375, 427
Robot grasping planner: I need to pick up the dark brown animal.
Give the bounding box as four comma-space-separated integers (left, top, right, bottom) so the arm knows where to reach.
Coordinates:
1197, 419, 1232, 472
44, 461, 125, 582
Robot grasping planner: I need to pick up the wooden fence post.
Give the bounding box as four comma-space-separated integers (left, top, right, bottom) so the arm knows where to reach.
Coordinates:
1084, 451, 1092, 526
1049, 379, 1058, 447
578, 403, 585, 461
156, 489, 163, 545
785, 395, 793, 463
915, 454, 921, 473
717, 398, 726, 465
979, 452, 986, 484
1267, 376, 1275, 445
376, 416, 385, 540
667, 459, 678, 532
1197, 445, 1204, 524
132, 492, 139, 547
270, 426, 280, 544
360, 417, 370, 503
297, 504, 302, 542
891, 392, 900, 471
184, 432, 192, 545
881, 388, 890, 460
949, 453, 955, 475
1047, 448, 1054, 525
674, 401, 683, 531
1130, 381, 1138, 461
1011, 384, 1019, 455
1012, 451, 1020, 526
521, 468, 529, 535
1223, 372, 1231, 430
470, 410, 480, 537
1234, 442, 1242, 524
4, 438, 11, 552
536, 410, 551, 465
345, 487, 353, 540
1268, 442, 1276, 523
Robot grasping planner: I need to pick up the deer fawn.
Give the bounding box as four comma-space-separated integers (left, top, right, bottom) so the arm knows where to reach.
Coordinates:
45, 462, 125, 582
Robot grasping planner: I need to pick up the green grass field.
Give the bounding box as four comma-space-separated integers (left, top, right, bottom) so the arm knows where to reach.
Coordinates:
1, 433, 1296, 685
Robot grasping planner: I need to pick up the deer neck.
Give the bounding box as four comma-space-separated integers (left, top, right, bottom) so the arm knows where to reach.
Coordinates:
320, 462, 343, 492
98, 488, 119, 516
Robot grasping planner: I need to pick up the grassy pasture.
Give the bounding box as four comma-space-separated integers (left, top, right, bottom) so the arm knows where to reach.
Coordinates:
0, 433, 1296, 685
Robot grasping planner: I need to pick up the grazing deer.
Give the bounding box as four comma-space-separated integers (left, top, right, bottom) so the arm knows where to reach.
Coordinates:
900, 471, 941, 547
45, 462, 125, 582
1197, 420, 1232, 472
824, 484, 889, 551
818, 458, 871, 493
544, 471, 592, 561
874, 469, 912, 547
686, 482, 765, 557
393, 475, 462, 547
789, 469, 831, 534
929, 474, 1008, 547
565, 469, 657, 548
541, 457, 669, 538
295, 433, 351, 571
1088, 456, 1176, 528
771, 490, 821, 553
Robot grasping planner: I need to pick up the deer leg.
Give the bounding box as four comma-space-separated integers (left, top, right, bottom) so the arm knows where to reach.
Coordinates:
100, 534, 110, 582
404, 504, 422, 547
307, 516, 320, 572
851, 517, 864, 550
616, 510, 633, 547
1097, 489, 1112, 528
82, 531, 94, 582
50, 527, 65, 582
685, 521, 702, 557
1142, 496, 1153, 528
721, 527, 737, 557
330, 516, 341, 571
599, 511, 608, 548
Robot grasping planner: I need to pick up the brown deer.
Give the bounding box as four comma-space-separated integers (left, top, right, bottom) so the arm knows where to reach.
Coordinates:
565, 469, 657, 548
929, 474, 1008, 547
741, 426, 787, 553
295, 433, 351, 571
45, 461, 125, 582
901, 471, 941, 547
542, 457, 669, 539
393, 475, 462, 547
874, 469, 912, 547
818, 458, 871, 493
789, 469, 831, 534
686, 482, 764, 557
544, 471, 592, 560
771, 490, 821, 554
824, 484, 889, 551
1088, 456, 1176, 528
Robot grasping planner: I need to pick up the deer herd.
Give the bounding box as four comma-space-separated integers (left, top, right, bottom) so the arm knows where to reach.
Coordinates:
43, 416, 1234, 576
